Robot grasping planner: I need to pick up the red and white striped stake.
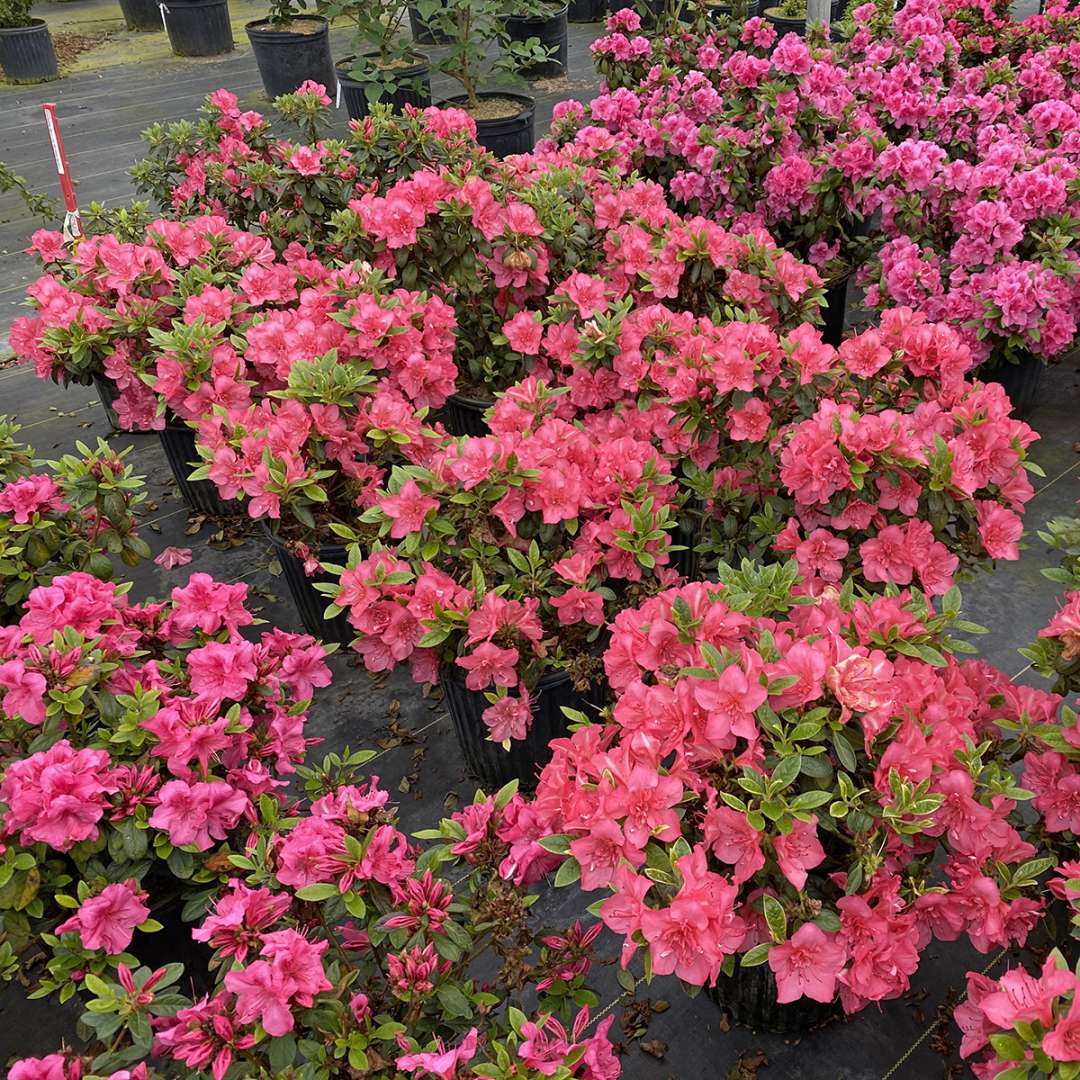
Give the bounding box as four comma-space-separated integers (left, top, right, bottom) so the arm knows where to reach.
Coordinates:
41, 102, 82, 243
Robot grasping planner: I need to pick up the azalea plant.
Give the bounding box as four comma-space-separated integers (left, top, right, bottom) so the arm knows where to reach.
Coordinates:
0, 571, 330, 988
10, 763, 621, 1080
0, 436, 149, 621
329, 385, 682, 740
530, 568, 1053, 1015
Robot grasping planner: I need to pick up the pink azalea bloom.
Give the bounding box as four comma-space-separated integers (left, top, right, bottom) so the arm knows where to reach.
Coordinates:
56, 879, 149, 955
772, 816, 826, 891
455, 642, 520, 691
154, 546, 193, 570
1043, 991, 1080, 1062
768, 922, 847, 1003
381, 480, 438, 538
396, 1028, 479, 1080
0, 659, 47, 726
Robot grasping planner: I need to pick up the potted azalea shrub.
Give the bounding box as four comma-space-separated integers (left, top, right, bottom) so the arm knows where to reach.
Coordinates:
329, 383, 684, 788
326, 0, 432, 121
10, 762, 621, 1080
0, 0, 58, 83
161, 0, 234, 57
0, 436, 149, 622
530, 565, 1054, 1031
0, 570, 331, 992
190, 298, 456, 643
417, 0, 561, 156
246, 0, 336, 100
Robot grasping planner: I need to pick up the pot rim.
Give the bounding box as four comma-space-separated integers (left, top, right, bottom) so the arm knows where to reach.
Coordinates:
245, 14, 329, 35
0, 17, 49, 33
440, 89, 536, 121
335, 49, 430, 73
506, 2, 570, 21
260, 517, 349, 558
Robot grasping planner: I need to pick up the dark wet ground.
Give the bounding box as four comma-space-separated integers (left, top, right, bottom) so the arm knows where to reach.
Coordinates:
0, 3, 1073, 1077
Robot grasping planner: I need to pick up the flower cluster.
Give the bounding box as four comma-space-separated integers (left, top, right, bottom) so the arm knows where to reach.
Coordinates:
10, 757, 620, 1080
0, 432, 149, 621
0, 571, 329, 994
529, 572, 1052, 1013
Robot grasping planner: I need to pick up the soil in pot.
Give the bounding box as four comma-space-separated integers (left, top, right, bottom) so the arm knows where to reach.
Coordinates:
763, 7, 807, 34
708, 960, 842, 1034
0, 20, 59, 83
442, 665, 608, 791
246, 17, 336, 100
336, 51, 431, 121
162, 0, 234, 57
506, 3, 568, 80
263, 524, 354, 645
444, 92, 535, 157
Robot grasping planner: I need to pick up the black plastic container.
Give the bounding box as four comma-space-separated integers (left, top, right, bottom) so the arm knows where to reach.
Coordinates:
0, 20, 59, 83
569, 0, 605, 19
136, 893, 214, 997
246, 16, 336, 100
163, 0, 234, 57
762, 8, 806, 34
820, 272, 849, 346
709, 961, 841, 1033
336, 52, 431, 121
442, 666, 608, 791
608, 0, 665, 19
443, 92, 535, 158
408, 2, 453, 44
263, 525, 354, 644
158, 420, 235, 516
119, 0, 164, 31
979, 352, 1045, 422
506, 4, 569, 79
671, 502, 701, 580
92, 374, 121, 431
440, 393, 491, 437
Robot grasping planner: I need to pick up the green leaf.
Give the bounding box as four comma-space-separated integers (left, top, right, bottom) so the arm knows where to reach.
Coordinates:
437, 984, 473, 1020
740, 943, 772, 967
762, 895, 787, 944
294, 883, 339, 902
554, 858, 581, 887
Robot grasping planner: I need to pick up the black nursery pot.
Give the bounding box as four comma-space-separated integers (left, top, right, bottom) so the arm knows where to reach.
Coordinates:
92, 374, 121, 431
709, 961, 841, 1034
506, 4, 569, 80
408, 2, 453, 45
119, 0, 164, 31
820, 272, 850, 346
262, 524, 354, 644
335, 52, 431, 122
135, 894, 214, 996
979, 351, 1045, 422
569, 0, 606, 19
762, 8, 807, 35
0, 20, 59, 83
162, 0, 234, 57
440, 393, 491, 437
158, 419, 235, 516
442, 666, 608, 791
608, 0, 665, 20
443, 92, 535, 158
246, 16, 336, 100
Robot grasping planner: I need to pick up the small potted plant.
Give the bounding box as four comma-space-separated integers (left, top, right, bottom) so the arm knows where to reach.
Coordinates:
532, 569, 1054, 1031
762, 0, 810, 34
506, 2, 569, 79
246, 0, 336, 100
325, 0, 432, 121
0, 0, 58, 83
330, 386, 682, 788
419, 0, 560, 157
161, 0, 234, 57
